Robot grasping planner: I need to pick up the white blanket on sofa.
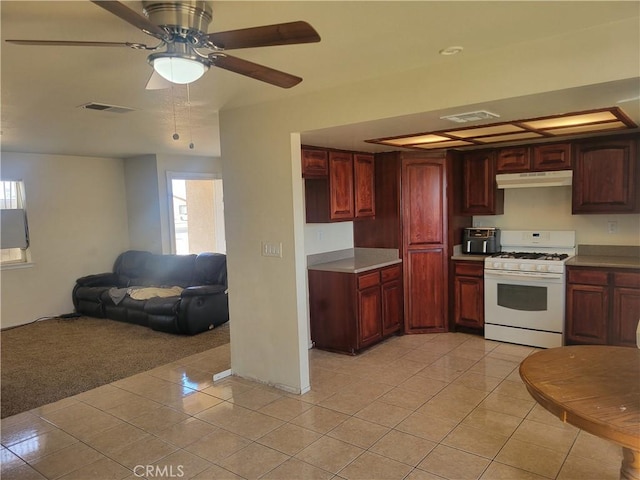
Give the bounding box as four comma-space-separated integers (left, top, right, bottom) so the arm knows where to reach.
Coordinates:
108, 286, 183, 304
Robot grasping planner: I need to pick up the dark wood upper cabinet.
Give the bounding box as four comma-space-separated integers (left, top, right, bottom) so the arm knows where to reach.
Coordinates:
495, 143, 572, 173
496, 147, 530, 173
353, 153, 375, 219
301, 148, 328, 178
572, 137, 639, 214
461, 150, 504, 215
304, 148, 375, 223
533, 143, 572, 170
328, 151, 355, 220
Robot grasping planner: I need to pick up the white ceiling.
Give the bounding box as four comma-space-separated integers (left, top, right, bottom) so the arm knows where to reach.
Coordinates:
1, 1, 639, 158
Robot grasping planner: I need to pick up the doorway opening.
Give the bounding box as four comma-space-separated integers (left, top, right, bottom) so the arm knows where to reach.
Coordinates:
168, 172, 226, 255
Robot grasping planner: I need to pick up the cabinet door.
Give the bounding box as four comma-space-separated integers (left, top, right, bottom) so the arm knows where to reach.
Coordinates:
382, 277, 403, 336
566, 283, 609, 344
358, 284, 382, 348
404, 248, 447, 333
403, 159, 445, 245
353, 153, 376, 218
454, 262, 484, 329
573, 138, 638, 213
302, 148, 328, 178
329, 151, 355, 220
462, 151, 504, 215
533, 143, 571, 171
496, 147, 530, 173
612, 286, 640, 347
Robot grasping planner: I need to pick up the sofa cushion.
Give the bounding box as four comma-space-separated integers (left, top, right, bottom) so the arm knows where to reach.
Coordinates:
194, 252, 227, 286
114, 250, 152, 282
142, 254, 196, 287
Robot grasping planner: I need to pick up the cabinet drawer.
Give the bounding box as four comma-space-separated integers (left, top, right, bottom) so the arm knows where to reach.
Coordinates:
568, 269, 609, 286
381, 264, 401, 283
358, 271, 380, 289
614, 271, 640, 288
454, 261, 484, 277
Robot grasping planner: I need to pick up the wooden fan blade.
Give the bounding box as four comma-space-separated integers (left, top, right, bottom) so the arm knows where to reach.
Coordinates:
91, 0, 166, 37
206, 21, 320, 50
212, 54, 302, 88
5, 39, 137, 47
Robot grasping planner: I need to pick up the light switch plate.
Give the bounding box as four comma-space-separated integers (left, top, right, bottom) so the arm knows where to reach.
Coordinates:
261, 241, 282, 258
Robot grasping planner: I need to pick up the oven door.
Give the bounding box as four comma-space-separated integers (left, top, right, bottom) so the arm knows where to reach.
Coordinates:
484, 270, 565, 333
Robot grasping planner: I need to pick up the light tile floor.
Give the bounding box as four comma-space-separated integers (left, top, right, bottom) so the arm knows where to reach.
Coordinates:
0, 333, 624, 480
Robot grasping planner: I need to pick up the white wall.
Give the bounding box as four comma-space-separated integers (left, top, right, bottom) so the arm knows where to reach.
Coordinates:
474, 187, 640, 246
220, 16, 639, 392
125, 155, 162, 253
0, 153, 129, 328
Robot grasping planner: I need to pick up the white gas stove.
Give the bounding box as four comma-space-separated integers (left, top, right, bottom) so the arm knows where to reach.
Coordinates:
484, 230, 575, 349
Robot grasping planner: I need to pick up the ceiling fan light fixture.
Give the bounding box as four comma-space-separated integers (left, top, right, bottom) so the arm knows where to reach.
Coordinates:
152, 56, 208, 84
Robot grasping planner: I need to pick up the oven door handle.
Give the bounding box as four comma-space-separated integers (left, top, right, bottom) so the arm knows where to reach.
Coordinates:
484, 270, 563, 281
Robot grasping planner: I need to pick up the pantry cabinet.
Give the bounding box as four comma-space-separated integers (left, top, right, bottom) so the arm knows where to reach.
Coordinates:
566, 266, 640, 347
353, 151, 470, 335
572, 136, 638, 214
303, 147, 375, 223
453, 261, 484, 330
461, 150, 504, 215
308, 264, 402, 354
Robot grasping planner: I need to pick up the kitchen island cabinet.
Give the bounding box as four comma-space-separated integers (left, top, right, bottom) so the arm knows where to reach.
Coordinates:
566, 266, 640, 347
308, 264, 402, 354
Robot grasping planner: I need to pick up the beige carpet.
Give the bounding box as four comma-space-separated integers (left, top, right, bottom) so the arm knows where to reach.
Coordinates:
1, 316, 230, 418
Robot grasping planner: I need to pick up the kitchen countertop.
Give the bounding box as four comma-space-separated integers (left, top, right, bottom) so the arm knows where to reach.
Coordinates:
566, 244, 640, 269
451, 254, 490, 262
308, 248, 401, 274
566, 255, 640, 269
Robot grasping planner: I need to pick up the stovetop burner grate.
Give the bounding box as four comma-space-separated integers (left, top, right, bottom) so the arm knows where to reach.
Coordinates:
490, 252, 569, 261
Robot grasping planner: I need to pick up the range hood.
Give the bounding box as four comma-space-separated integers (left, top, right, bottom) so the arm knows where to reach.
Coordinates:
496, 170, 573, 189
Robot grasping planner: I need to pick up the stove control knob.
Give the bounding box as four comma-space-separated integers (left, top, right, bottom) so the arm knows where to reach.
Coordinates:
520, 263, 535, 271
492, 262, 502, 269
536, 264, 548, 272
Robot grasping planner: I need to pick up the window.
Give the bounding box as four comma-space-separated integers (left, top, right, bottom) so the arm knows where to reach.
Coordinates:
1, 180, 30, 265
168, 173, 226, 255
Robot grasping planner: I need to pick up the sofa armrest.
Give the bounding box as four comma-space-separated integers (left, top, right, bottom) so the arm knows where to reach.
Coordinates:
181, 284, 227, 297
75, 272, 119, 287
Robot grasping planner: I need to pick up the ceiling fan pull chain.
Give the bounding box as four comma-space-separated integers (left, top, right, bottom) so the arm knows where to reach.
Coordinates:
171, 84, 179, 141
187, 84, 194, 150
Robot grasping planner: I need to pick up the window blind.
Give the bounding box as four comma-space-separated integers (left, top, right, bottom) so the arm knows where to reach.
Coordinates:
1, 209, 29, 249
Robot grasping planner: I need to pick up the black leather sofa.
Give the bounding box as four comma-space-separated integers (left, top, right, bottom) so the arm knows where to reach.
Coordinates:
72, 250, 229, 335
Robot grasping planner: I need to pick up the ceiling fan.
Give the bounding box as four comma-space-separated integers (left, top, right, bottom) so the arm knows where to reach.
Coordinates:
5, 0, 321, 88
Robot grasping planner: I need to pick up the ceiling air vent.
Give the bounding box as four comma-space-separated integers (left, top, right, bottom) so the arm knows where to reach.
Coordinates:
78, 102, 135, 114
440, 110, 500, 123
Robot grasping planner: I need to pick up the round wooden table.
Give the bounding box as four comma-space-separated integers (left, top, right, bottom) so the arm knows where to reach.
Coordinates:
519, 345, 640, 480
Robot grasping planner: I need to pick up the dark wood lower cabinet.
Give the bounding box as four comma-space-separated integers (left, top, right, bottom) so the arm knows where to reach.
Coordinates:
453, 260, 484, 330
404, 248, 447, 333
566, 267, 639, 347
309, 264, 402, 354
